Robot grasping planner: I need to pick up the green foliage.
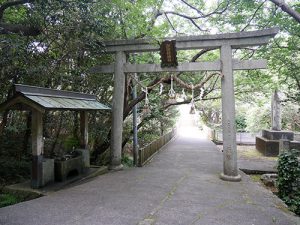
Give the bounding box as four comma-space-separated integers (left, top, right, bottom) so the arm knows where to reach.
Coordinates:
0, 191, 41, 208
0, 158, 30, 185
0, 193, 19, 208
122, 154, 133, 168
138, 131, 160, 147
245, 103, 270, 133
2, 0, 300, 170
277, 150, 300, 215
235, 114, 246, 132
63, 136, 80, 152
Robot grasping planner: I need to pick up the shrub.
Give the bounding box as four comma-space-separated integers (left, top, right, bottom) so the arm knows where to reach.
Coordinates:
0, 158, 31, 185
235, 114, 247, 132
277, 149, 300, 215
122, 155, 133, 167
63, 136, 80, 152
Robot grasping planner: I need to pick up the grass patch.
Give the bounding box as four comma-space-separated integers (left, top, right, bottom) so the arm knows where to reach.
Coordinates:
237, 145, 277, 161
0, 189, 42, 208
250, 175, 279, 194
250, 175, 261, 182
0, 193, 19, 207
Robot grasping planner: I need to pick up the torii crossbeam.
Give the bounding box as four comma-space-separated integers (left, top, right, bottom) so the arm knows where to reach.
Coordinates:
91, 27, 279, 181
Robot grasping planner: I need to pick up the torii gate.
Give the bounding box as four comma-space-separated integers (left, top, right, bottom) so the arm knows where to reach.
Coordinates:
91, 28, 279, 182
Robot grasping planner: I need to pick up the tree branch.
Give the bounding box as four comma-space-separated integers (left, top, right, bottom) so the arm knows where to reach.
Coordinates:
179, 0, 230, 18
164, 12, 183, 35
0, 22, 41, 36
0, 0, 40, 36
241, 1, 266, 32
269, 0, 300, 24
135, 0, 164, 39
191, 48, 217, 61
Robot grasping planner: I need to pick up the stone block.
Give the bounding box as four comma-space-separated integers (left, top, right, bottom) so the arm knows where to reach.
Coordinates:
42, 158, 54, 186
279, 139, 290, 154
75, 149, 90, 168
256, 136, 279, 156
289, 141, 300, 151
261, 173, 277, 187
55, 156, 83, 181
262, 129, 294, 141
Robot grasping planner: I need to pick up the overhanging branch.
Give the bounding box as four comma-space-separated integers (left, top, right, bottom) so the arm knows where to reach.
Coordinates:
0, 22, 41, 36
0, 0, 40, 36
269, 0, 300, 24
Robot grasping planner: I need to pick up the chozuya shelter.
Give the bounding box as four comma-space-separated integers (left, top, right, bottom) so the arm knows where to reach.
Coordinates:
0, 84, 110, 188
90, 27, 279, 182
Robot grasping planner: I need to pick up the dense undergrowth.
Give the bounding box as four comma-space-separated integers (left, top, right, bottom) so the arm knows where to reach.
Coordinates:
277, 149, 300, 216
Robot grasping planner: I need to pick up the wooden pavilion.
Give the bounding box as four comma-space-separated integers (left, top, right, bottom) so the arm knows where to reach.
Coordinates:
0, 84, 110, 188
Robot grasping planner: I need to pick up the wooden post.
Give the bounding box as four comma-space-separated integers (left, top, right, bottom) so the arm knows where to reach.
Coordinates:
220, 45, 241, 182
31, 109, 44, 188
110, 51, 126, 170
132, 73, 139, 167
80, 111, 88, 149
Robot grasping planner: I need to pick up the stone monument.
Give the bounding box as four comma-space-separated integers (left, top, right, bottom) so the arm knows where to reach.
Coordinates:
256, 90, 294, 156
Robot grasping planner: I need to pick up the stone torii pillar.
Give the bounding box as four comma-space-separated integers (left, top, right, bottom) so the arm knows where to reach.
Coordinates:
110, 51, 126, 170
220, 45, 241, 182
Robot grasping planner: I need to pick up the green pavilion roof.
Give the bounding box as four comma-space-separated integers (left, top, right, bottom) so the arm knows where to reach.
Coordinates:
0, 84, 110, 112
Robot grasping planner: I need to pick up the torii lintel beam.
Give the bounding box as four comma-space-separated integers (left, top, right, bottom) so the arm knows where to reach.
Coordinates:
103, 28, 279, 53
89, 59, 267, 74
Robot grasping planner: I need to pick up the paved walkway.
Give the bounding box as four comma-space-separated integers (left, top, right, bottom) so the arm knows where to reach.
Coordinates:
0, 129, 299, 225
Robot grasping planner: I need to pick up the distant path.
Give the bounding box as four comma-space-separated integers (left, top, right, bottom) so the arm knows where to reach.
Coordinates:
0, 130, 299, 225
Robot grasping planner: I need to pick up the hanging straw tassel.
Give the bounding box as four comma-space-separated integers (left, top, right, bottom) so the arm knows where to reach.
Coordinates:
190, 85, 196, 114
166, 75, 177, 104
142, 87, 151, 118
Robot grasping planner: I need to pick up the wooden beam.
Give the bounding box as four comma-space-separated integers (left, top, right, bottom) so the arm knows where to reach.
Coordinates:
80, 111, 89, 149
89, 59, 267, 74
103, 28, 279, 53
31, 109, 44, 188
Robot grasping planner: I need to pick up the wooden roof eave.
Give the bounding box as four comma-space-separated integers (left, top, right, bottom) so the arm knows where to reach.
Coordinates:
0, 94, 45, 113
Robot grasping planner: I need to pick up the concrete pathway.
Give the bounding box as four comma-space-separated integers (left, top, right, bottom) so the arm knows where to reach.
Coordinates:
0, 130, 299, 225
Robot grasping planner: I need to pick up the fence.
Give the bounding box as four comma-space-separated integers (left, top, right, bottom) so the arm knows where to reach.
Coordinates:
138, 129, 176, 167
214, 131, 259, 144
294, 132, 300, 141
202, 124, 259, 145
